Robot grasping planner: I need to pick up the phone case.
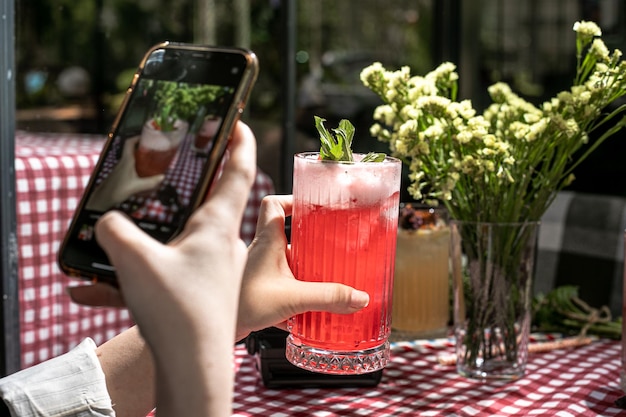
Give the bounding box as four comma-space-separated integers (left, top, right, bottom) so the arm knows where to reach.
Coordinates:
58, 42, 259, 284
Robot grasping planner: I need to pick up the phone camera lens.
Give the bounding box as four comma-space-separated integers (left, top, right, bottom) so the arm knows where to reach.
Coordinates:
144, 49, 166, 76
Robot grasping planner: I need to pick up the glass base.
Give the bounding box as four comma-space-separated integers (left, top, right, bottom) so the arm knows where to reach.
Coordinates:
457, 359, 525, 381
285, 335, 390, 375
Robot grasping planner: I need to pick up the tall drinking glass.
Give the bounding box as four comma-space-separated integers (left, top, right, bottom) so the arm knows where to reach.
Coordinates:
392, 204, 450, 339
286, 152, 402, 375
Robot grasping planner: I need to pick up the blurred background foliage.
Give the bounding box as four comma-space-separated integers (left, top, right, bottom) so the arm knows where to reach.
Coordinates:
15, 0, 434, 192
15, 0, 432, 129
14, 0, 626, 194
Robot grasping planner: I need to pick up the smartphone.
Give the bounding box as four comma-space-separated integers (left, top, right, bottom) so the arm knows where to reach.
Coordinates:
58, 42, 259, 285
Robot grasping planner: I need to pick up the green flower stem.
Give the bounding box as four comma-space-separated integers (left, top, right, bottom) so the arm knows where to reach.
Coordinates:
456, 221, 537, 369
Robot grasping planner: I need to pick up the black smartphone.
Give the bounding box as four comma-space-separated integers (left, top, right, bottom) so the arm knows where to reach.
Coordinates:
58, 42, 259, 285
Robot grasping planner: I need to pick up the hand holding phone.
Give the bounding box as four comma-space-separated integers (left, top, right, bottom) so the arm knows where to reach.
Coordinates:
58, 42, 259, 285
85, 136, 165, 211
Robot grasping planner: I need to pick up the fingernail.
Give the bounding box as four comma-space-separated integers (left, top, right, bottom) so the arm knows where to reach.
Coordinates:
350, 289, 369, 309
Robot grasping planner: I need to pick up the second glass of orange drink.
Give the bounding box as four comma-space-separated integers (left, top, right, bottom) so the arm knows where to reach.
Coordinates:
286, 142, 402, 374
392, 204, 451, 339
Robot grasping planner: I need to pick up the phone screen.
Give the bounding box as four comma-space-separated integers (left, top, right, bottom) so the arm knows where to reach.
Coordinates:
59, 44, 258, 283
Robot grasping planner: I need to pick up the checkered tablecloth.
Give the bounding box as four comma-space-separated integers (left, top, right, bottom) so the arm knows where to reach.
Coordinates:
15, 130, 274, 369
228, 337, 623, 416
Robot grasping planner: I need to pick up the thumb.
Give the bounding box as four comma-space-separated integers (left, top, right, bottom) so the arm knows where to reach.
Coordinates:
121, 136, 140, 158
129, 174, 165, 193
95, 211, 161, 280
113, 174, 165, 205
287, 281, 370, 315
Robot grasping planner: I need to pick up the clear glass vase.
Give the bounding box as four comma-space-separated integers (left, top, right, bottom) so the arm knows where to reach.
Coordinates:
450, 220, 539, 380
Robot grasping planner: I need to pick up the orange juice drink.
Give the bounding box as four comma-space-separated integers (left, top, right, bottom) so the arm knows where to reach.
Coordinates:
286, 152, 401, 374
392, 204, 450, 338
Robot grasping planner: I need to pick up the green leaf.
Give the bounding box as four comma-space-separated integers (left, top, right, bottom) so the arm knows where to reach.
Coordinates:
314, 116, 386, 162
335, 119, 355, 161
532, 285, 621, 339
316, 116, 346, 161
361, 152, 386, 162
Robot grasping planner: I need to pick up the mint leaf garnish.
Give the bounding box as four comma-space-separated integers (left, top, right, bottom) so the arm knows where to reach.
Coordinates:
316, 116, 350, 161
361, 152, 386, 162
314, 115, 385, 162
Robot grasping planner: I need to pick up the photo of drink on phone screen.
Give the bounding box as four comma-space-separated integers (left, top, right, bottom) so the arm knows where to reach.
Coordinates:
58, 43, 259, 285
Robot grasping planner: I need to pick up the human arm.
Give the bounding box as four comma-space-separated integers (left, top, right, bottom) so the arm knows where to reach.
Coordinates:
95, 326, 155, 417
91, 121, 257, 417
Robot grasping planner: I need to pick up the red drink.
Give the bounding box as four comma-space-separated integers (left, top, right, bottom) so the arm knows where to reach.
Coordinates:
287, 152, 401, 374
134, 145, 179, 177
134, 118, 188, 177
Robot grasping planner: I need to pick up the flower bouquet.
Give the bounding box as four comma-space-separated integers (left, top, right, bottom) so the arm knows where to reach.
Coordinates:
360, 21, 626, 379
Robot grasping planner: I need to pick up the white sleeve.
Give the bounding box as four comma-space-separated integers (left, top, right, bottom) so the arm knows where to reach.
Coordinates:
0, 338, 115, 417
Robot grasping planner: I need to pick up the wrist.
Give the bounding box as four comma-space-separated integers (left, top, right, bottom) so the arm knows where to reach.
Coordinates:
152, 329, 235, 417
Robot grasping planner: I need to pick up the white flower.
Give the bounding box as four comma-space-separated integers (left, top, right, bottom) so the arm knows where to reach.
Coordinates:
509, 121, 529, 140
488, 82, 512, 101
359, 62, 384, 87
385, 88, 398, 102
373, 105, 395, 126
573, 21, 602, 37
426, 62, 457, 83
399, 120, 417, 137
527, 119, 549, 142
394, 139, 409, 155
369, 124, 382, 137
457, 100, 476, 119
557, 91, 573, 104
359, 20, 626, 222
590, 39, 610, 61
456, 130, 473, 144
523, 112, 541, 124
423, 123, 444, 139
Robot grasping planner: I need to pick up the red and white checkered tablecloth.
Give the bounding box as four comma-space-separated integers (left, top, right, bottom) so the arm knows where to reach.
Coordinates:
227, 337, 624, 416
15, 130, 274, 369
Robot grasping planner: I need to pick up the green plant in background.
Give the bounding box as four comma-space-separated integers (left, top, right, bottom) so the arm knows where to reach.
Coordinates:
533, 286, 621, 339
151, 83, 225, 132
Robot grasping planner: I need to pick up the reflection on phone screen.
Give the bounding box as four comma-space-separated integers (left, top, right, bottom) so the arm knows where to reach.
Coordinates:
81, 79, 233, 240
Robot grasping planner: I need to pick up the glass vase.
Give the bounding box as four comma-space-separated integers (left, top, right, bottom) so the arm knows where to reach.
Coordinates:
450, 220, 539, 380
